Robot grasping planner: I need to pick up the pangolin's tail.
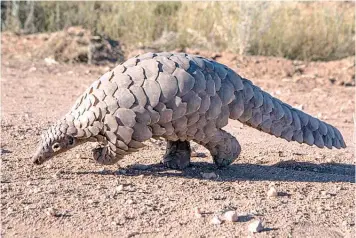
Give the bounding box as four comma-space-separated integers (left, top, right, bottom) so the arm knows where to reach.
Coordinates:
228, 77, 346, 149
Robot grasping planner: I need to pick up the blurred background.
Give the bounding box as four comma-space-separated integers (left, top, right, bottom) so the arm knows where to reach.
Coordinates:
1, 1, 354, 63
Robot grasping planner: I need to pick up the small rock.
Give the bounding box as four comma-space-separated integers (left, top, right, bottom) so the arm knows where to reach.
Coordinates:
126, 199, 134, 205
201, 172, 217, 179
101, 194, 110, 200
98, 168, 108, 174
75, 154, 82, 159
326, 158, 334, 163
46, 207, 57, 217
295, 104, 304, 110
116, 185, 124, 192
194, 207, 202, 218
44, 57, 58, 65
329, 77, 336, 84
222, 210, 239, 222
211, 216, 222, 225
248, 220, 264, 233
267, 186, 278, 198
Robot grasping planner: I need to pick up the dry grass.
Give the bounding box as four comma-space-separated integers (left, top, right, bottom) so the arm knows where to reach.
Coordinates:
2, 1, 354, 61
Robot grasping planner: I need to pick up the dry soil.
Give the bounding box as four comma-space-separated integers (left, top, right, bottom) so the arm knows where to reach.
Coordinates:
1, 33, 355, 238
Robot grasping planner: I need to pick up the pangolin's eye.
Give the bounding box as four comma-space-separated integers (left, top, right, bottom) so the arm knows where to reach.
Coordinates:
68, 137, 74, 146
52, 143, 61, 151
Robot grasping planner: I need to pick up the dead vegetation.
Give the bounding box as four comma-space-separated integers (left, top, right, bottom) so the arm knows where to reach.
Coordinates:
2, 26, 125, 65
1, 2, 354, 61
36, 26, 125, 65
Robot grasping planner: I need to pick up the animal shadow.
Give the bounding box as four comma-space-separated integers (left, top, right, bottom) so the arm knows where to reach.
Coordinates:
73, 159, 355, 183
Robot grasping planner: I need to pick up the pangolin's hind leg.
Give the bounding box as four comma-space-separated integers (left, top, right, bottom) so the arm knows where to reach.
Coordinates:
204, 129, 241, 167
163, 140, 191, 169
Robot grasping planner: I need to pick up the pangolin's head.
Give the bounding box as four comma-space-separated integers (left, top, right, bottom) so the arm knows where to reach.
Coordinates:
32, 120, 80, 165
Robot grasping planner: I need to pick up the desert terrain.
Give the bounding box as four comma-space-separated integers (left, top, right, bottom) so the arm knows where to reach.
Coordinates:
1, 32, 355, 237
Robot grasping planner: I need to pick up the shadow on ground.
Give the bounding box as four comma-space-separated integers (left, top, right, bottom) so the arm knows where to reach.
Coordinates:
71, 160, 355, 183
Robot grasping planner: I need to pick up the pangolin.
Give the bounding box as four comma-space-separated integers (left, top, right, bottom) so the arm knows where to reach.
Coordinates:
32, 52, 346, 169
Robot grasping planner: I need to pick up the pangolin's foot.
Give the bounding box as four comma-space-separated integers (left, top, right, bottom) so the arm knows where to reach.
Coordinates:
205, 129, 241, 168
163, 140, 191, 170
92, 144, 119, 165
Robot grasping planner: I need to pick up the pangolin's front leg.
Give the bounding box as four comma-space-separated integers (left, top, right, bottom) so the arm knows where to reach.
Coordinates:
163, 140, 191, 169
92, 144, 119, 165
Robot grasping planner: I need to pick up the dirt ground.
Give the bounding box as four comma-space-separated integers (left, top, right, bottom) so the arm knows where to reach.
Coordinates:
1, 33, 355, 238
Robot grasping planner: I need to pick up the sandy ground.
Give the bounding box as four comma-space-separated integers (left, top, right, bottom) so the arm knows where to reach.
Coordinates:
1, 34, 355, 237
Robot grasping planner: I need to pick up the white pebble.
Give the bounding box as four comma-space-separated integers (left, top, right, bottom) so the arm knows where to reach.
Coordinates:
267, 186, 278, 198
75, 154, 82, 159
116, 185, 124, 192
201, 172, 217, 179
295, 104, 304, 110
248, 220, 264, 233
222, 210, 239, 222
194, 207, 202, 218
211, 216, 222, 225
46, 207, 57, 217
44, 57, 58, 65
326, 158, 334, 163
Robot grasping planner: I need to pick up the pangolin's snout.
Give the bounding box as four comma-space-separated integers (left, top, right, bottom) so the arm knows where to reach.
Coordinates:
32, 147, 45, 165
32, 156, 43, 165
